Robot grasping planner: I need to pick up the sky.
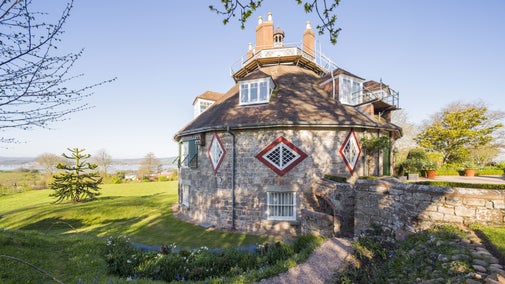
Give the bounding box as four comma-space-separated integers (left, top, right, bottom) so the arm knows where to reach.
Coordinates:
1, 0, 504, 159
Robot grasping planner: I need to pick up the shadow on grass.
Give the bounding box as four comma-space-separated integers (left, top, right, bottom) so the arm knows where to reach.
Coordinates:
473, 229, 505, 265
2, 186, 269, 249
19, 217, 84, 233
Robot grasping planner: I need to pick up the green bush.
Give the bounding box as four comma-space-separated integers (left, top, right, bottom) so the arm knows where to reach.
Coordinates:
324, 175, 347, 183
436, 167, 461, 176
477, 167, 504, 176
409, 181, 505, 190
104, 235, 322, 283
104, 236, 142, 277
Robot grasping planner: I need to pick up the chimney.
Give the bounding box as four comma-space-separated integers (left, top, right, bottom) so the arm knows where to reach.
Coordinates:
247, 42, 253, 58
255, 12, 274, 52
303, 21, 315, 57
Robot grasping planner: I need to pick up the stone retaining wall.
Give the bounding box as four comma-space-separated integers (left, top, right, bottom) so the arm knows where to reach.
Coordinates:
354, 178, 505, 236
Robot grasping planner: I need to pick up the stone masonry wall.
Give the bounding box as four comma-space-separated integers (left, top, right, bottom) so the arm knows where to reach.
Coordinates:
354, 179, 505, 237
179, 127, 377, 236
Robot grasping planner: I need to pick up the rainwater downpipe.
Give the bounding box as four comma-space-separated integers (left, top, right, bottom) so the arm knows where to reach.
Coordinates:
227, 126, 236, 230
331, 69, 336, 100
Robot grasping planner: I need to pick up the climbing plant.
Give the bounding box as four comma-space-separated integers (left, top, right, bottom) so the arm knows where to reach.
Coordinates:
360, 136, 390, 176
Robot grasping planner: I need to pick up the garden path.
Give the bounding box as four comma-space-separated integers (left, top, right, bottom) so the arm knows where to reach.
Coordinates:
257, 237, 353, 284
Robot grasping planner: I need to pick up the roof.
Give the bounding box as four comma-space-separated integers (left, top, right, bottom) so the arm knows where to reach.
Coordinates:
363, 80, 390, 92
175, 64, 401, 140
192, 91, 224, 106
320, 68, 365, 83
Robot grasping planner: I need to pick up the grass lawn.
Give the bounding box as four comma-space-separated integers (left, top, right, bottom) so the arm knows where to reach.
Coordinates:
0, 181, 270, 248
0, 181, 275, 283
472, 225, 505, 263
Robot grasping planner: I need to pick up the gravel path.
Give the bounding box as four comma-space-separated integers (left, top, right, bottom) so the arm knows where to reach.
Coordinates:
257, 237, 353, 284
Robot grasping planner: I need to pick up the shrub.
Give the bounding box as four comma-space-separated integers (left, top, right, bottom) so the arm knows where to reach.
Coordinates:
105, 235, 322, 283
104, 236, 142, 277
476, 167, 504, 176
324, 175, 347, 183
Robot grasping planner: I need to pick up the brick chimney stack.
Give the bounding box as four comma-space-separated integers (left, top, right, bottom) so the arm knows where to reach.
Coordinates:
303, 21, 315, 57
255, 12, 274, 52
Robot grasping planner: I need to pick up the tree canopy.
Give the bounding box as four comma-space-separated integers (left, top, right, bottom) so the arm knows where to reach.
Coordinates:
415, 101, 504, 164
0, 0, 114, 142
209, 0, 341, 44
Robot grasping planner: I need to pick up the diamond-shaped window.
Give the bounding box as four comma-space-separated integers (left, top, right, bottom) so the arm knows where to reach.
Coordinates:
256, 136, 308, 176
208, 133, 226, 173
339, 130, 361, 174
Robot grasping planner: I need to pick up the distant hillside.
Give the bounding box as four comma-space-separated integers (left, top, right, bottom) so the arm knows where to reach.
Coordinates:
0, 156, 179, 171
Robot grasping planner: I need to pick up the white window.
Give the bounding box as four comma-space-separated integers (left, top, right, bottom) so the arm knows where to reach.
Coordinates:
263, 143, 300, 171
340, 77, 362, 105
256, 136, 308, 176
180, 139, 198, 168
239, 78, 274, 105
339, 130, 361, 174
208, 134, 226, 172
193, 99, 214, 117
182, 185, 190, 207
267, 192, 296, 221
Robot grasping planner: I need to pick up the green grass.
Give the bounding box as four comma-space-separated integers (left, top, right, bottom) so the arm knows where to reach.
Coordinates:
471, 225, 505, 264
408, 180, 505, 190
0, 181, 277, 283
0, 181, 270, 248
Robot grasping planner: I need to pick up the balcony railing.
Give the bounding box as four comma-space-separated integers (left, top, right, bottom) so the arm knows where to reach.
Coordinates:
349, 86, 400, 109
230, 42, 338, 77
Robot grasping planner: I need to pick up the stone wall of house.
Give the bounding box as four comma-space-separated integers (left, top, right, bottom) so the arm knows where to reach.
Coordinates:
354, 179, 505, 237
178, 127, 381, 236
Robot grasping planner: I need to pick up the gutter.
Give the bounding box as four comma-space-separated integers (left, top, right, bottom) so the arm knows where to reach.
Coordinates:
175, 122, 402, 141
226, 126, 236, 230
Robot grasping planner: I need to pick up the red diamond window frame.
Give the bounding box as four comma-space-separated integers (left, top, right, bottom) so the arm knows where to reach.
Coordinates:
339, 130, 361, 174
256, 136, 308, 176
207, 133, 226, 173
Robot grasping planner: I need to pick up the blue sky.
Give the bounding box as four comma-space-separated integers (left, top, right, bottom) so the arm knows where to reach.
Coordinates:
2, 0, 504, 159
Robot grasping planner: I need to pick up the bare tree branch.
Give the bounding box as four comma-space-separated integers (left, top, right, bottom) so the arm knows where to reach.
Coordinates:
0, 0, 115, 141
209, 0, 341, 44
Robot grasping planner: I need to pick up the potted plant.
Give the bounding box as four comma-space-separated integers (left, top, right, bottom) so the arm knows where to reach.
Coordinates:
463, 161, 477, 177
424, 161, 438, 179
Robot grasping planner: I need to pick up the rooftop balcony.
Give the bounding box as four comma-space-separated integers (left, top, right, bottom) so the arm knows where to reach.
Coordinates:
349, 85, 400, 112
230, 42, 338, 80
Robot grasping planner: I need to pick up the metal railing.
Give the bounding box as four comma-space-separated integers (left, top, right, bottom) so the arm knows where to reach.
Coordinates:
349, 86, 400, 109
230, 42, 338, 76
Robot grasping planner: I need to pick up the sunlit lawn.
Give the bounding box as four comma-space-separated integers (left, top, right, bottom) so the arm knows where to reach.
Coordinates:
0, 181, 270, 248
472, 225, 505, 261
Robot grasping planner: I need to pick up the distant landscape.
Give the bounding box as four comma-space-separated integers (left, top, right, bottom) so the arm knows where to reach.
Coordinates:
0, 156, 178, 172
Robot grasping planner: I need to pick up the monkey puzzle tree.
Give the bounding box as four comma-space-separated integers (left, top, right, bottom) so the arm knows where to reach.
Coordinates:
50, 148, 102, 203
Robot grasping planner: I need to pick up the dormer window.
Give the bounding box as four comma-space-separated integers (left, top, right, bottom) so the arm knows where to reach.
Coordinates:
340, 76, 363, 105
194, 99, 214, 117
239, 77, 274, 105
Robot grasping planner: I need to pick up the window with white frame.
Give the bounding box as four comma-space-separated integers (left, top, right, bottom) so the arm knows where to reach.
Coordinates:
340, 77, 362, 105
182, 185, 190, 207
194, 99, 214, 117
267, 192, 296, 221
180, 139, 198, 168
208, 134, 226, 172
256, 136, 308, 176
239, 77, 274, 105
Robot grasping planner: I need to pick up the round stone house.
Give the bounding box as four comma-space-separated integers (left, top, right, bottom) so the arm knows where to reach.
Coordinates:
174, 14, 402, 236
